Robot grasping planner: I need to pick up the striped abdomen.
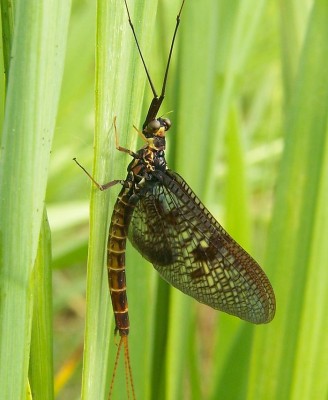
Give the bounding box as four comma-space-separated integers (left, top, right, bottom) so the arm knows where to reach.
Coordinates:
108, 187, 135, 336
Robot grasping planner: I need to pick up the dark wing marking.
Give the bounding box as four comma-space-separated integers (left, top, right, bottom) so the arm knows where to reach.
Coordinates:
128, 169, 275, 324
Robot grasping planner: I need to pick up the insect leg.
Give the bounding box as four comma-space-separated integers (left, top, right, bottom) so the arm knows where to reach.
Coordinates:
113, 116, 140, 158
73, 158, 124, 191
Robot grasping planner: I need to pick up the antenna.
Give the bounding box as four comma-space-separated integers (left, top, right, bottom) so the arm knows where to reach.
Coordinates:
123, 0, 186, 129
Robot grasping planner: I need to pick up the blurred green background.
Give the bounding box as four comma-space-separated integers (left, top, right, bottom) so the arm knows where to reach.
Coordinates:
1, 0, 328, 399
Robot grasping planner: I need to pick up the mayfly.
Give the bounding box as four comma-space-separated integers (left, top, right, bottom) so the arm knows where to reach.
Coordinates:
75, 0, 276, 398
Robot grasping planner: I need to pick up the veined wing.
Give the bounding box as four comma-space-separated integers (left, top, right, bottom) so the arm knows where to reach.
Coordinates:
128, 169, 275, 324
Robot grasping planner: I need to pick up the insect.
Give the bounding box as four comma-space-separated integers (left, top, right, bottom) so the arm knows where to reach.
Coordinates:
75, 0, 276, 398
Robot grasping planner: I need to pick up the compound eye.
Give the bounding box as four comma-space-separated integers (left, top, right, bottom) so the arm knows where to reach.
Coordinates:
147, 120, 161, 133
162, 118, 171, 130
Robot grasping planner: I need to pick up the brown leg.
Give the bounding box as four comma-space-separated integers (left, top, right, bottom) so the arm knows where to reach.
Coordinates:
73, 158, 124, 191
113, 116, 140, 158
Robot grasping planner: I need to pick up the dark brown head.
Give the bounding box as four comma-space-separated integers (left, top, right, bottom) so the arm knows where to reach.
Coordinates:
142, 117, 171, 152
142, 117, 171, 138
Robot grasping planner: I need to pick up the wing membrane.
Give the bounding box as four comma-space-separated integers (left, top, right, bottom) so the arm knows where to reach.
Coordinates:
128, 169, 275, 324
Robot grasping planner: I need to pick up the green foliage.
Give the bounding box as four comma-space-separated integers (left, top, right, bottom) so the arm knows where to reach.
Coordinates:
0, 0, 71, 399
1, 0, 327, 399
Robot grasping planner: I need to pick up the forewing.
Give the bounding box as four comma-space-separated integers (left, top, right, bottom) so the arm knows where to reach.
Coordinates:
128, 170, 275, 324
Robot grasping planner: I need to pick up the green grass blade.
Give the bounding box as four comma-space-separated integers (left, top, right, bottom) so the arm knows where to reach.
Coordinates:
291, 126, 328, 399
29, 211, 54, 400
81, 1, 158, 399
278, 0, 308, 100
0, 1, 71, 398
248, 1, 328, 398
0, 0, 14, 86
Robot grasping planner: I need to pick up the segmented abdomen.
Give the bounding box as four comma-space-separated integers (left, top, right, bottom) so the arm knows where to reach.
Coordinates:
108, 186, 135, 336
